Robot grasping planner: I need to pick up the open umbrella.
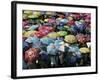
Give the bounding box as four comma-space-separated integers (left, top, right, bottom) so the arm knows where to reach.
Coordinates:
40, 37, 54, 45
64, 35, 77, 44
24, 10, 33, 15
47, 32, 59, 39
23, 31, 37, 38
28, 25, 39, 30
24, 48, 41, 64
25, 36, 40, 44
79, 47, 90, 54
57, 31, 68, 36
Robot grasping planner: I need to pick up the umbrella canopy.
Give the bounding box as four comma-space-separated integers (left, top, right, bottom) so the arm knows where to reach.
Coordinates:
23, 13, 28, 19
68, 44, 79, 52
23, 31, 37, 38
24, 10, 33, 15
47, 32, 59, 39
47, 43, 57, 55
33, 11, 41, 16
57, 31, 68, 36
60, 19, 68, 24
24, 48, 41, 63
39, 51, 49, 61
76, 34, 87, 43
75, 21, 86, 31
28, 25, 39, 30
25, 36, 40, 44
64, 35, 77, 44
40, 37, 54, 45
28, 15, 39, 19
79, 47, 90, 54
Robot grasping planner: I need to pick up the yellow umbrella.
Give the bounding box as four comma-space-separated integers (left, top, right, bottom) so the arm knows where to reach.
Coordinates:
68, 16, 73, 21
24, 10, 33, 15
23, 30, 37, 37
28, 15, 38, 18
33, 11, 41, 17
23, 14, 28, 19
64, 35, 77, 44
79, 47, 90, 54
44, 19, 49, 22
47, 32, 59, 39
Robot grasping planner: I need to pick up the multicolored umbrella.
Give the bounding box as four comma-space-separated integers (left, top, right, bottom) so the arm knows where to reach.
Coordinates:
24, 48, 41, 63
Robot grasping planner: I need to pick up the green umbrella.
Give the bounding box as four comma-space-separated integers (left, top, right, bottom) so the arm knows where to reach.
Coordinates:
57, 31, 67, 36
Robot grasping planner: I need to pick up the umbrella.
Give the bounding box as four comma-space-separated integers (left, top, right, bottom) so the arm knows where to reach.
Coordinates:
68, 44, 79, 52
79, 47, 90, 54
47, 32, 59, 39
68, 16, 74, 21
39, 51, 49, 61
54, 40, 64, 50
23, 31, 36, 37
76, 34, 87, 43
64, 35, 77, 44
33, 11, 41, 16
40, 37, 54, 45
28, 25, 39, 30
60, 19, 68, 24
28, 15, 39, 19
47, 43, 57, 55
23, 13, 28, 19
57, 31, 68, 36
25, 36, 40, 43
24, 10, 33, 15
24, 48, 41, 63
75, 21, 86, 31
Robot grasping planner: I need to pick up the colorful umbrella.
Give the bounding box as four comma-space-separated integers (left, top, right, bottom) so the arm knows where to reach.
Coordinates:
47, 32, 59, 39
28, 25, 39, 30
23, 31, 36, 37
24, 48, 41, 63
57, 31, 68, 36
40, 37, 54, 45
25, 36, 40, 43
64, 35, 77, 44
79, 47, 90, 54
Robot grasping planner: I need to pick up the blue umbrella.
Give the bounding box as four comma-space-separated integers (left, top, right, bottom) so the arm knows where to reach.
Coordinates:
23, 41, 29, 48
47, 43, 57, 55
60, 19, 68, 24
68, 44, 79, 52
25, 37, 40, 43
75, 21, 86, 31
39, 51, 49, 61
28, 25, 39, 30
68, 44, 81, 59
40, 37, 54, 45
54, 40, 63, 49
